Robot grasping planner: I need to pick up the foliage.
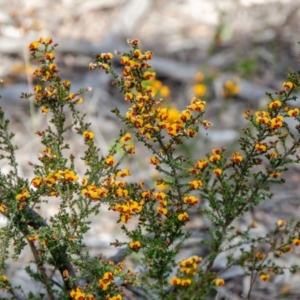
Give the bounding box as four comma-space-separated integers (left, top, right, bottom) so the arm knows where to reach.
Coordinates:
0, 38, 300, 300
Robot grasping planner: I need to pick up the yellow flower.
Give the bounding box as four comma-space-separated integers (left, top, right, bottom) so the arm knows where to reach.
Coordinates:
99, 279, 110, 291
195, 158, 208, 169
120, 133, 132, 142
193, 83, 206, 96
105, 156, 115, 166
178, 212, 189, 221
116, 168, 131, 177
144, 71, 156, 80
28, 234, 38, 242
283, 81, 293, 89
181, 278, 192, 286
188, 180, 202, 189
269, 151, 278, 158
269, 116, 284, 129
223, 80, 239, 97
124, 92, 134, 101
0, 204, 8, 213
98, 63, 110, 70
277, 219, 286, 227
28, 41, 39, 51
215, 278, 225, 286
287, 108, 299, 117
213, 168, 222, 176
45, 52, 55, 60
83, 131, 94, 140
31, 177, 42, 188
269, 172, 281, 178
64, 170, 79, 182
70, 287, 86, 299
259, 273, 270, 281
143, 51, 154, 60
100, 52, 114, 60
183, 195, 199, 205
231, 151, 243, 163
292, 238, 300, 246
157, 206, 168, 215
251, 221, 258, 228
150, 156, 160, 165
188, 97, 206, 111
129, 241, 141, 249
0, 275, 7, 281
170, 276, 181, 285
255, 252, 266, 260
268, 100, 281, 109
133, 49, 143, 59
153, 192, 166, 200
160, 86, 170, 97
255, 143, 267, 152
16, 188, 29, 201
41, 106, 49, 113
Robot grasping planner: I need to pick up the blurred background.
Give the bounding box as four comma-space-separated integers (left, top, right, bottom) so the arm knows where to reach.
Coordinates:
1, 0, 300, 298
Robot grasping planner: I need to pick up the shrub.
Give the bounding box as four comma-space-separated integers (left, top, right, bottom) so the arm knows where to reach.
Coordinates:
0, 37, 300, 299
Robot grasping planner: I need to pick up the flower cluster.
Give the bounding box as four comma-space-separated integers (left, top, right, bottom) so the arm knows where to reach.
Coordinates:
170, 255, 203, 286
70, 287, 95, 300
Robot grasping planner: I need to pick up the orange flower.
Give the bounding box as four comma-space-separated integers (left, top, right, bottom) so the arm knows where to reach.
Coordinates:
255, 252, 266, 260
150, 156, 160, 165
63, 270, 69, 278
0, 204, 8, 213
